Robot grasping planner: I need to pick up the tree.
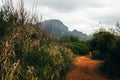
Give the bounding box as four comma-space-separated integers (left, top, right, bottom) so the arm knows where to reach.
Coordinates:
99, 37, 120, 79
90, 31, 115, 59
66, 42, 89, 55
0, 2, 14, 38
69, 35, 79, 42
115, 22, 120, 35
60, 35, 79, 43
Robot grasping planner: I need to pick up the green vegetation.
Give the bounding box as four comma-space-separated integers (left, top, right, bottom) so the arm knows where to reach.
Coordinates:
99, 37, 120, 80
90, 31, 115, 59
1, 0, 120, 80
59, 35, 89, 55
66, 42, 89, 55
91, 50, 101, 59
0, 5, 14, 38
0, 1, 74, 80
90, 30, 120, 79
60, 35, 79, 43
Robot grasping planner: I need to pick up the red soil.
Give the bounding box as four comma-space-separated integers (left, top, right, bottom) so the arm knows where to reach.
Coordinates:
66, 56, 108, 80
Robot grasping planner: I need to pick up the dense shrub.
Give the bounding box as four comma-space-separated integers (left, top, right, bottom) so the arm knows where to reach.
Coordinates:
0, 1, 74, 80
90, 31, 115, 59
99, 38, 120, 79
59, 35, 79, 43
0, 5, 14, 38
66, 42, 89, 55
17, 45, 74, 80
90, 30, 120, 79
91, 50, 101, 60
69, 36, 79, 42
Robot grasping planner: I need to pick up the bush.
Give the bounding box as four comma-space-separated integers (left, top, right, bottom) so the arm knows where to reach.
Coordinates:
59, 35, 79, 43
99, 37, 120, 79
90, 31, 115, 60
99, 62, 120, 80
89, 30, 120, 79
91, 50, 101, 60
0, 6, 14, 38
102, 39, 120, 79
66, 42, 89, 55
0, 1, 74, 80
14, 44, 74, 80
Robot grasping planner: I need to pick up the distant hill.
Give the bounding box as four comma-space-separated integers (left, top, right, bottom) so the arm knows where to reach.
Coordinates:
40, 19, 92, 41
70, 30, 88, 40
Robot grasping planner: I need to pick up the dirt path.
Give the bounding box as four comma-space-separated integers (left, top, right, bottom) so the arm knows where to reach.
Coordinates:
66, 56, 108, 80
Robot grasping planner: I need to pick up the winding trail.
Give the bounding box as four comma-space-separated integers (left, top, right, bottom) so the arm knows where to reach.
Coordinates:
66, 56, 108, 80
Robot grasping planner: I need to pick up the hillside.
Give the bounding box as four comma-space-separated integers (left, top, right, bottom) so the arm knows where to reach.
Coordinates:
41, 19, 92, 40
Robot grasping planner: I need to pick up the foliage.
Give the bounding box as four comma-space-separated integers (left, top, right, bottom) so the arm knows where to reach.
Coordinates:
0, 1, 74, 80
13, 44, 73, 80
69, 35, 79, 42
0, 4, 14, 38
66, 42, 89, 55
59, 35, 79, 43
90, 31, 115, 59
89, 30, 120, 79
59, 36, 70, 42
91, 50, 101, 60
99, 37, 120, 79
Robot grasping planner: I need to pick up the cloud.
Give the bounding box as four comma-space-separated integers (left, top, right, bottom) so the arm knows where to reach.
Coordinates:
24, 0, 103, 12
88, 7, 120, 25
1, 0, 120, 34
23, 0, 120, 34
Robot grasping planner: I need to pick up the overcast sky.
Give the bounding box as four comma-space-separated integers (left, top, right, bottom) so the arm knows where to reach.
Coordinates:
1, 0, 120, 34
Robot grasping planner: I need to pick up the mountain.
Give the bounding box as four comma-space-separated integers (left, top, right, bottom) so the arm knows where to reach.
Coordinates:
41, 19, 91, 41
70, 30, 88, 40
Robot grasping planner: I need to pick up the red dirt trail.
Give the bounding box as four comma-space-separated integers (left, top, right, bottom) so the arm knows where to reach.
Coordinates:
66, 56, 108, 80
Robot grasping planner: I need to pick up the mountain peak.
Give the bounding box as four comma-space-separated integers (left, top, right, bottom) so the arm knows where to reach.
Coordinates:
43, 19, 63, 25
41, 19, 90, 40
41, 19, 68, 31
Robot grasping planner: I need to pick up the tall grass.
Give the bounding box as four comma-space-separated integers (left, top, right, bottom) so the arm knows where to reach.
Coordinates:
0, 0, 74, 80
